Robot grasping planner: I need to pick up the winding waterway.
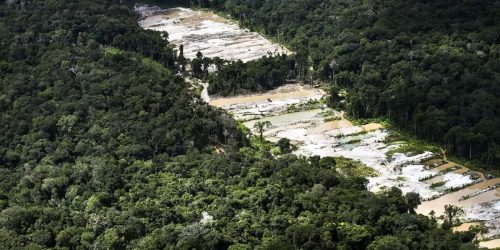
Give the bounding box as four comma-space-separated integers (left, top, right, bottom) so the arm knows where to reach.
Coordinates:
137, 5, 500, 248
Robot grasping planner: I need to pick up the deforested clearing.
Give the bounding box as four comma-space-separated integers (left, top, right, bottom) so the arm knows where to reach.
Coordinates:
137, 6, 289, 62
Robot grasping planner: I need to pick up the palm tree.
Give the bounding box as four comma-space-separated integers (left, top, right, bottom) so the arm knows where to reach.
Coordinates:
253, 121, 272, 140
442, 205, 463, 229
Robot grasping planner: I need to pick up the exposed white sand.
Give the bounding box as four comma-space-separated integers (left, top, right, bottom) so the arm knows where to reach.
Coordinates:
213, 84, 324, 121
442, 173, 475, 189
137, 6, 290, 62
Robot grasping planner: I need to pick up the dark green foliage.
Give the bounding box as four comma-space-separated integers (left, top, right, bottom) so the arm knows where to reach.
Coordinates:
277, 138, 292, 154
208, 54, 292, 96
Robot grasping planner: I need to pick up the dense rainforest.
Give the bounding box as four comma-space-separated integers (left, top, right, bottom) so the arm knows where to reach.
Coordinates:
206, 54, 291, 96
0, 0, 484, 249
183, 50, 291, 97
186, 0, 500, 168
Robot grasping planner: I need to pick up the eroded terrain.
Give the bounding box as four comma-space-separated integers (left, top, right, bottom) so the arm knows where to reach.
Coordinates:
137, 6, 289, 62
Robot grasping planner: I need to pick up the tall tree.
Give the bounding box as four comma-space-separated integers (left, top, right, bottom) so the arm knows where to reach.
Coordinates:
254, 121, 272, 140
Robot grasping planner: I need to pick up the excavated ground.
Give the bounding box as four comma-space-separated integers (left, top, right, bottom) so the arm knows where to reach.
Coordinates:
137, 6, 290, 62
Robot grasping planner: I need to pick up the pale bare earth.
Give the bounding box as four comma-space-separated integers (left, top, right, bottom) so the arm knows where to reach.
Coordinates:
434, 162, 458, 172
137, 6, 290, 62
211, 84, 325, 121
307, 119, 353, 134
211, 84, 324, 107
362, 123, 383, 132
480, 239, 500, 249
452, 222, 482, 232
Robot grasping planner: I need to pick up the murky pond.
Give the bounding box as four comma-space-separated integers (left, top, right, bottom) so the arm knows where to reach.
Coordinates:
243, 109, 323, 128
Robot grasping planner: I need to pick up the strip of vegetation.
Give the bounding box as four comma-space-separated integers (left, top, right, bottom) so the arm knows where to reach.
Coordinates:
334, 130, 368, 139
441, 165, 462, 174
324, 116, 341, 122
430, 181, 446, 189
319, 110, 336, 117
419, 174, 439, 182
286, 100, 323, 113
459, 183, 500, 201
